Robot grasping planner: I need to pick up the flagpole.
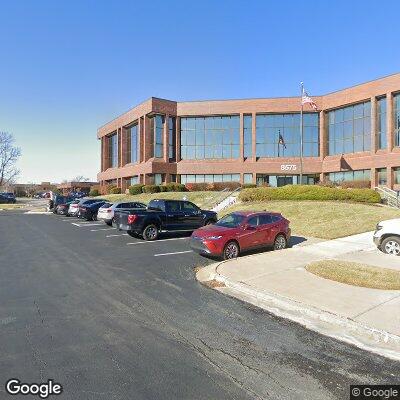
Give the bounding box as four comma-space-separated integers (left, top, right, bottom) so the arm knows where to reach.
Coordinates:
300, 82, 304, 185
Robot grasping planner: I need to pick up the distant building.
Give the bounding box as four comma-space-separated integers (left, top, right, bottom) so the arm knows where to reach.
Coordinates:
57, 181, 98, 195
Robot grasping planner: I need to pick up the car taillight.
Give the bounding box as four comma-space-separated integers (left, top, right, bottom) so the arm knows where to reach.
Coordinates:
127, 215, 138, 224
107, 209, 112, 213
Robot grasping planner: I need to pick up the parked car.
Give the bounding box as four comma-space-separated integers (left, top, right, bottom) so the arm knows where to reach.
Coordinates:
190, 211, 291, 260
374, 219, 400, 256
97, 201, 147, 226
0, 193, 16, 204
50, 195, 74, 213
114, 199, 217, 240
68, 198, 105, 217
79, 201, 107, 221
56, 200, 77, 215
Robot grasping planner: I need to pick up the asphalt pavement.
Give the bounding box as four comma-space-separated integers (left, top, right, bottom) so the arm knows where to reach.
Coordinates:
0, 210, 399, 399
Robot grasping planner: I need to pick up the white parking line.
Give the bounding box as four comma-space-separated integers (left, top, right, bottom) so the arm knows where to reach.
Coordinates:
126, 237, 189, 245
90, 228, 116, 232
106, 233, 129, 237
71, 223, 104, 227
154, 250, 193, 257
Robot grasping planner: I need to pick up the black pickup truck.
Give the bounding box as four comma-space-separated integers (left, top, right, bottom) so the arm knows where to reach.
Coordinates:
114, 199, 218, 240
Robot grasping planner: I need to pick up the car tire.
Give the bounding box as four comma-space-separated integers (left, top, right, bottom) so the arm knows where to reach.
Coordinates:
381, 236, 400, 256
142, 224, 159, 241
223, 241, 240, 260
105, 220, 112, 226
274, 234, 287, 251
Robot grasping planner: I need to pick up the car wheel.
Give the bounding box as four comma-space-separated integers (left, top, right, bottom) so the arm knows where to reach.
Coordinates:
274, 234, 287, 251
223, 241, 239, 260
93, 215, 97, 221
142, 224, 159, 241
381, 236, 400, 256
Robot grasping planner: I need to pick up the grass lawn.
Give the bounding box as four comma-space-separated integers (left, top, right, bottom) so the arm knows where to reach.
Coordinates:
101, 191, 228, 209
221, 200, 400, 239
306, 260, 400, 290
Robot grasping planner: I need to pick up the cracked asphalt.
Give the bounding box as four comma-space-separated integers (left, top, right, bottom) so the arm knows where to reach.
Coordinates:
0, 211, 399, 399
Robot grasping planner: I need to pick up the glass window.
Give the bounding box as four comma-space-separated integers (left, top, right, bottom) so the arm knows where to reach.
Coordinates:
258, 214, 273, 225
327, 169, 371, 183
247, 216, 259, 227
243, 173, 253, 184
394, 167, 400, 185
154, 174, 162, 185
256, 113, 319, 158
152, 115, 164, 158
394, 94, 400, 147
327, 101, 371, 155
127, 124, 139, 163
377, 168, 387, 186
244, 115, 252, 158
182, 201, 199, 212
180, 115, 240, 160
169, 117, 176, 160
108, 133, 118, 168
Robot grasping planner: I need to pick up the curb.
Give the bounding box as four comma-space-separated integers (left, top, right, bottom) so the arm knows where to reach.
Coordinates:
197, 262, 400, 361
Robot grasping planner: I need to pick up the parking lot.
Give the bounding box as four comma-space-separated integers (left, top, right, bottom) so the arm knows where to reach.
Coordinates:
1, 210, 399, 400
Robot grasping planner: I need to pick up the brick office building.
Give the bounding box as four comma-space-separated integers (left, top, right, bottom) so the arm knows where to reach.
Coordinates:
97, 73, 400, 192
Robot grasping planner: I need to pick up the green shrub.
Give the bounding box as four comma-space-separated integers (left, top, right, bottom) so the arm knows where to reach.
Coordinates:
142, 185, 160, 194
165, 183, 186, 192
239, 185, 381, 204
89, 189, 99, 197
158, 185, 168, 192
105, 185, 118, 194
128, 184, 144, 195
110, 187, 121, 194
242, 183, 257, 189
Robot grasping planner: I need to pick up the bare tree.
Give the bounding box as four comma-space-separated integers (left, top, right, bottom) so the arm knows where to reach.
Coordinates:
71, 175, 90, 182
0, 132, 21, 186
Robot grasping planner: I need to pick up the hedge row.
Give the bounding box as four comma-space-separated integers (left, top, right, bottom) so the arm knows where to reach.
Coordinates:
128, 183, 186, 195
239, 185, 381, 203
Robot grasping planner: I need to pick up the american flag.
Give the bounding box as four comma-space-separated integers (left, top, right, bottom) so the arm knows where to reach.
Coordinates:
278, 132, 286, 148
301, 88, 318, 111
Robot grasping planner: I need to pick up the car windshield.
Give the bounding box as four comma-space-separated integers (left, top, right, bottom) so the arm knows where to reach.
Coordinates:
215, 213, 245, 228
100, 203, 112, 208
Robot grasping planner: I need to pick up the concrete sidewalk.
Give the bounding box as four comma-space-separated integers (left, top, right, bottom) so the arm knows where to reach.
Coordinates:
197, 232, 400, 360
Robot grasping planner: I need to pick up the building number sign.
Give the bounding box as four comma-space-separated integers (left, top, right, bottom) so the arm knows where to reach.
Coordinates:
280, 164, 297, 171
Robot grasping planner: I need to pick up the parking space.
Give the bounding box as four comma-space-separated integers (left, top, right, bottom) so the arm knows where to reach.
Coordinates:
47, 214, 201, 260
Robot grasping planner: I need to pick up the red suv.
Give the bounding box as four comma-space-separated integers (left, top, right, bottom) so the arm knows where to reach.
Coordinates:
190, 211, 291, 260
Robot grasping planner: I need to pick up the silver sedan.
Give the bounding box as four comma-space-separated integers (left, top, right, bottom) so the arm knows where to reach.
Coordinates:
97, 201, 147, 226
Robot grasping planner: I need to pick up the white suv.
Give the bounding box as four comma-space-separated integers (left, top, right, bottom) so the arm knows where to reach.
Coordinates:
373, 218, 400, 256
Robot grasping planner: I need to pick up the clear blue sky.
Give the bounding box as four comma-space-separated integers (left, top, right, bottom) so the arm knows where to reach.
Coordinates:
0, 0, 398, 183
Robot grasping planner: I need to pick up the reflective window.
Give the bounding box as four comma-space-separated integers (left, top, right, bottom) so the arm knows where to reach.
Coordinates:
377, 168, 387, 186
327, 101, 371, 155
394, 167, 400, 185
327, 169, 371, 183
256, 113, 319, 158
394, 94, 400, 147
180, 174, 240, 184
243, 173, 253, 184
127, 124, 139, 163
151, 115, 164, 158
169, 117, 176, 160
377, 97, 387, 150
180, 116, 240, 159
256, 174, 319, 187
244, 115, 252, 158
129, 176, 139, 185
108, 133, 118, 168
154, 173, 163, 185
